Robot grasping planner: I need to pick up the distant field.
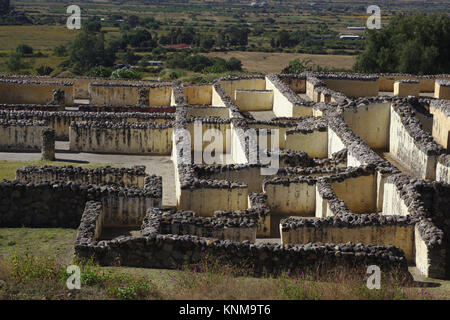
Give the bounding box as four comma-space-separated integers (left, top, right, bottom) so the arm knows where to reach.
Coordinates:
0, 26, 121, 51
0, 25, 78, 51
203, 51, 356, 74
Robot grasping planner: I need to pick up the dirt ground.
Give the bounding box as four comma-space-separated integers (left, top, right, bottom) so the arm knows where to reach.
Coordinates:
203, 51, 357, 74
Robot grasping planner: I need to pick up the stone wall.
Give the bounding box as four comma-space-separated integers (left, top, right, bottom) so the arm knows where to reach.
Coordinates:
0, 110, 174, 140
389, 102, 442, 180
394, 80, 420, 97
74, 206, 411, 278
436, 155, 450, 184
0, 173, 162, 228
89, 83, 172, 106
430, 100, 450, 150
16, 165, 147, 188
342, 101, 391, 150
264, 177, 317, 216
148, 209, 256, 242
0, 119, 48, 151
280, 215, 415, 262
285, 119, 328, 158
182, 85, 213, 105
234, 90, 273, 111
0, 79, 74, 105
69, 121, 173, 154
312, 73, 379, 98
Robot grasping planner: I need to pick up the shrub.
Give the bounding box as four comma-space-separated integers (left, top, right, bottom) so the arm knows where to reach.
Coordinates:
86, 66, 113, 78
53, 45, 68, 57
111, 68, 141, 80
16, 44, 33, 56
36, 65, 53, 76
5, 52, 30, 72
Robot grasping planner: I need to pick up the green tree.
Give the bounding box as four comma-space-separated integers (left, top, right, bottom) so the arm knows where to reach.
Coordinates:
200, 35, 215, 50
6, 51, 29, 72
53, 45, 68, 57
118, 50, 139, 65
69, 30, 116, 74
86, 66, 113, 78
16, 44, 33, 56
111, 68, 141, 80
282, 58, 313, 74
354, 13, 450, 74
35, 65, 53, 76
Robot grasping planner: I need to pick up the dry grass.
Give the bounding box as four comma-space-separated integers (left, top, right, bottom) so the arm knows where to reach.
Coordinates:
0, 26, 77, 51
0, 228, 448, 300
203, 51, 357, 74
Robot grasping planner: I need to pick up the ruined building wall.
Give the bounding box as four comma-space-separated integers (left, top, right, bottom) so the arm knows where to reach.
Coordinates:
280, 216, 415, 262
69, 122, 173, 155
182, 85, 213, 105
342, 102, 391, 150
389, 103, 441, 180
437, 155, 450, 184
16, 165, 147, 188
0, 119, 47, 151
430, 100, 450, 150
0, 80, 74, 105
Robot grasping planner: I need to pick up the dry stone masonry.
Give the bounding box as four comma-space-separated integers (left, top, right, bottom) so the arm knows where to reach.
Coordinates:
0, 71, 449, 279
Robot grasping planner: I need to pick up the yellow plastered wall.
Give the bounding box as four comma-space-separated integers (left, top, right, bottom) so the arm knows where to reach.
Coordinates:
182, 86, 213, 105
315, 186, 334, 217
231, 124, 249, 164
379, 75, 450, 93
331, 174, 377, 213
435, 82, 450, 100
327, 127, 346, 157
323, 79, 379, 97
0, 82, 74, 105
343, 103, 391, 150
45, 116, 169, 141
281, 224, 415, 263
285, 130, 328, 158
280, 77, 306, 93
178, 186, 248, 216
234, 90, 273, 111
382, 182, 410, 216
430, 106, 450, 149
0, 125, 45, 150
264, 181, 316, 216
394, 82, 420, 97
306, 80, 319, 101
414, 225, 446, 278
248, 123, 289, 150
102, 196, 157, 227
211, 86, 227, 107
69, 126, 173, 154
149, 87, 172, 106
265, 78, 291, 116
186, 122, 230, 153
89, 85, 138, 106
293, 105, 313, 117
186, 107, 230, 119
208, 167, 268, 193
436, 160, 450, 184
390, 106, 438, 180
219, 78, 266, 101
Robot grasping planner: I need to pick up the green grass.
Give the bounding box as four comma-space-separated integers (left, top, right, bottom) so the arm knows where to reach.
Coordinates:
0, 160, 121, 181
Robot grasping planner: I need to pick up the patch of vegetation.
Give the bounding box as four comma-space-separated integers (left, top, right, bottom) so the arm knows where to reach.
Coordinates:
354, 13, 450, 74
0, 228, 446, 300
